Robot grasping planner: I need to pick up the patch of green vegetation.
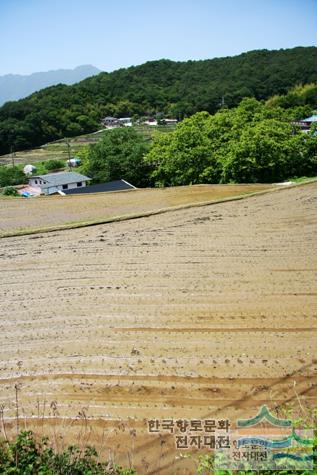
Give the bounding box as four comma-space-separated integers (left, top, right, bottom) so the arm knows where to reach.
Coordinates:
134, 124, 177, 141
0, 431, 135, 475
19, 159, 66, 174
1, 88, 317, 189
0, 166, 25, 187
290, 176, 317, 183
27, 161, 51, 175
2, 186, 19, 196
70, 98, 317, 188
44, 159, 65, 171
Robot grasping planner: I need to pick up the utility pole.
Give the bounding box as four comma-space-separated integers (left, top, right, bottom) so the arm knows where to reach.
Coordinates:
10, 146, 15, 168
66, 138, 71, 169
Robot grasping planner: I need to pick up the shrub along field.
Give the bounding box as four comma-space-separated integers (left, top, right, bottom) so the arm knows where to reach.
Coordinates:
0, 182, 316, 473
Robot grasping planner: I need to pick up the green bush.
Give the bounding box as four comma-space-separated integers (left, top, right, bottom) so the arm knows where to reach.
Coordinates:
84, 127, 151, 187
2, 186, 19, 196
0, 431, 135, 475
0, 165, 25, 187
44, 159, 65, 171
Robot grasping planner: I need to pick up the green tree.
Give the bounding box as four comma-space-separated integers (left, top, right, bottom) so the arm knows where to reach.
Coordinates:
146, 112, 221, 186
145, 98, 317, 185
84, 128, 151, 187
0, 166, 26, 187
221, 119, 307, 182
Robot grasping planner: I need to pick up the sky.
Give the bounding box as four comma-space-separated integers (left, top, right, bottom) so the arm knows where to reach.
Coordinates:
0, 0, 316, 76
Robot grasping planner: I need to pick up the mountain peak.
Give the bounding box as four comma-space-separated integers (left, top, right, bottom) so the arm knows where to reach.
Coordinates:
0, 65, 102, 105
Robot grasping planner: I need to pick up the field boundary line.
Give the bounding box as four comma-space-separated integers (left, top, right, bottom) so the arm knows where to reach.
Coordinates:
1, 179, 316, 238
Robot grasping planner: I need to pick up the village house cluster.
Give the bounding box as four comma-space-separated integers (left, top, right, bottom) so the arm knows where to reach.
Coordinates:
101, 116, 178, 128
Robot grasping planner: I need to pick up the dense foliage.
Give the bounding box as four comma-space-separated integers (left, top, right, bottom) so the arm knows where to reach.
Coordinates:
2, 186, 19, 196
44, 159, 65, 171
82, 128, 152, 187
1, 47, 317, 154
0, 165, 26, 187
0, 431, 135, 475
266, 83, 317, 111
145, 97, 317, 185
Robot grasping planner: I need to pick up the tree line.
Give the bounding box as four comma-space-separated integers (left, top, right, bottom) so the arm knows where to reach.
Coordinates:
1, 84, 316, 188
80, 86, 317, 186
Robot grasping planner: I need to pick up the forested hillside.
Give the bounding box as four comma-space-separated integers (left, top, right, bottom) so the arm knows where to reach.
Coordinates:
0, 46, 317, 155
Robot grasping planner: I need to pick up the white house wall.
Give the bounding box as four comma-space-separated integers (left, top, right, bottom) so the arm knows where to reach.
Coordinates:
29, 178, 48, 187
43, 181, 87, 195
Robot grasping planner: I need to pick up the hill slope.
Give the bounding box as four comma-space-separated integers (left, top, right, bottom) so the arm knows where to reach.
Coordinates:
0, 65, 101, 105
0, 47, 317, 155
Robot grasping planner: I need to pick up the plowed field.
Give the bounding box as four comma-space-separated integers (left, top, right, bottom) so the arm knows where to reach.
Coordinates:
0, 182, 316, 474
0, 183, 274, 236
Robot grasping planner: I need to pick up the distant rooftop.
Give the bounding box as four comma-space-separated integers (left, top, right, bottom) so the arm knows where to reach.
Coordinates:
302, 115, 317, 122
64, 179, 136, 195
32, 171, 91, 187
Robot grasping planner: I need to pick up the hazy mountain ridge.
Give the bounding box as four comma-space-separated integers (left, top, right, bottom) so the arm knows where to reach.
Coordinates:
0, 65, 101, 105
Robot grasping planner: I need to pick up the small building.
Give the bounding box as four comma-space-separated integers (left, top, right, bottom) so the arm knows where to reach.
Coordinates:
29, 171, 91, 195
144, 118, 158, 126
118, 117, 132, 127
67, 157, 81, 167
160, 118, 178, 126
101, 116, 120, 128
63, 179, 136, 195
294, 115, 317, 132
101, 116, 133, 128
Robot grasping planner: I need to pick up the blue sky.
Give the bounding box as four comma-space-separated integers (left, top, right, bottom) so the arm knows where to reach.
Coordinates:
0, 0, 316, 75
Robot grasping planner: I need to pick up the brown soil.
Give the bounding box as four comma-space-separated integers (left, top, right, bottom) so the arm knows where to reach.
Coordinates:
0, 183, 275, 236
0, 182, 316, 474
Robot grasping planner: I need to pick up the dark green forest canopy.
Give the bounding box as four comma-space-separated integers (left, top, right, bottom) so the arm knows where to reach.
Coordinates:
1, 46, 317, 154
